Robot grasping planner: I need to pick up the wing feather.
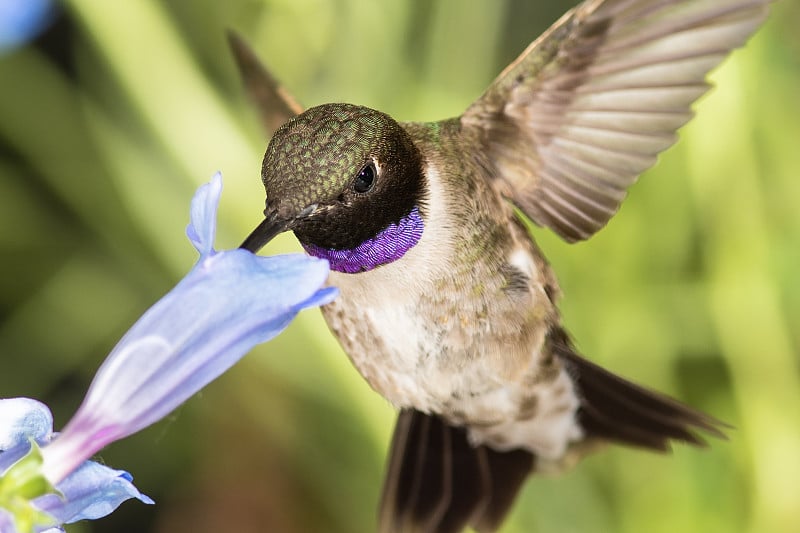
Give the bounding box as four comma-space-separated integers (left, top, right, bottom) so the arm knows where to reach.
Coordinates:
462, 0, 771, 242
227, 31, 303, 135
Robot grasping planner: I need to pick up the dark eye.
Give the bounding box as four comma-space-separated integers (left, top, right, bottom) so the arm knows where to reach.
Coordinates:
353, 163, 376, 193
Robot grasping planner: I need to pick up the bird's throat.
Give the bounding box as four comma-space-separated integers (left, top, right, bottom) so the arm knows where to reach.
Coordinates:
302, 207, 423, 273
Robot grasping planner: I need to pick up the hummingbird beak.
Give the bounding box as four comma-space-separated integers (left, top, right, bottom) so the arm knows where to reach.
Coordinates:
239, 214, 289, 253
239, 203, 318, 253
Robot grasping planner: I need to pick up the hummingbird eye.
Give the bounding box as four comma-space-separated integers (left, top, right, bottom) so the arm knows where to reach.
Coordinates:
353, 162, 376, 194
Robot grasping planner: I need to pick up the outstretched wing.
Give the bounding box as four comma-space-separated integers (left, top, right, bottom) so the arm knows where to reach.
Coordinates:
227, 30, 303, 134
462, 0, 771, 242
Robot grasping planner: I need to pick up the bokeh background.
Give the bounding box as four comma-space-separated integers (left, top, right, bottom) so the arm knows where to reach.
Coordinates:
1, 0, 798, 531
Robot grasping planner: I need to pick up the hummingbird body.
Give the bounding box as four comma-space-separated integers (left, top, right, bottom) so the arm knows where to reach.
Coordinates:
235, 1, 772, 531
319, 119, 582, 461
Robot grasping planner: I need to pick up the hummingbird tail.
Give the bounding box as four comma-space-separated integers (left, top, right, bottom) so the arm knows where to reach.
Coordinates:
378, 409, 534, 533
549, 327, 728, 451
376, 332, 728, 533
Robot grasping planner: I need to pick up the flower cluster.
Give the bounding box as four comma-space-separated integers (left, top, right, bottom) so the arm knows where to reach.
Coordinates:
0, 173, 335, 532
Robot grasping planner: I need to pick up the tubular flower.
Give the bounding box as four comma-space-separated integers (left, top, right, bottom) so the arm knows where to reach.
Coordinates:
1, 173, 336, 532
42, 172, 336, 484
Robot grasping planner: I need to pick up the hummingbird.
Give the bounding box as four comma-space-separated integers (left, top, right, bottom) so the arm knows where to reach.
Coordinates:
234, 0, 770, 531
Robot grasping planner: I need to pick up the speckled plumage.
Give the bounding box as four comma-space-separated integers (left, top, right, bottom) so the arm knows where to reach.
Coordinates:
262, 105, 389, 211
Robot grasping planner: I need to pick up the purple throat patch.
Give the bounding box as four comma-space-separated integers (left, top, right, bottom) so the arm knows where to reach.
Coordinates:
302, 207, 424, 273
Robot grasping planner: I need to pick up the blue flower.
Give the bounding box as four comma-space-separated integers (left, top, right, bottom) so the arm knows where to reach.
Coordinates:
0, 0, 56, 53
41, 172, 336, 484
0, 398, 153, 533
1, 172, 336, 532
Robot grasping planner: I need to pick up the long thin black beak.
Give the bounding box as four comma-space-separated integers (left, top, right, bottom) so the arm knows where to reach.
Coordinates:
239, 214, 291, 253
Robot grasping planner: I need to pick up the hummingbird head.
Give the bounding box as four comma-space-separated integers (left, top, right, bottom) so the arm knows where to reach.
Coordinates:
241, 103, 427, 272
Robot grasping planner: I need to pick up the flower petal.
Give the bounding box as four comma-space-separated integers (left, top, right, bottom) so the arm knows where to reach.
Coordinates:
75, 250, 334, 439
186, 171, 222, 256
0, 399, 52, 451
34, 461, 153, 524
0, 509, 16, 532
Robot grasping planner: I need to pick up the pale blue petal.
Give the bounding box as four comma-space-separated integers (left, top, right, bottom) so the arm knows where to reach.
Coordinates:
186, 172, 222, 256
34, 462, 153, 526
0, 398, 54, 474
0, 509, 12, 531
65, 251, 335, 445
40, 173, 337, 484
0, 398, 52, 451
0, 0, 55, 52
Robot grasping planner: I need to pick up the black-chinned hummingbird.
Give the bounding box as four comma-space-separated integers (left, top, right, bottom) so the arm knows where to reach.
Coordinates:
235, 1, 771, 531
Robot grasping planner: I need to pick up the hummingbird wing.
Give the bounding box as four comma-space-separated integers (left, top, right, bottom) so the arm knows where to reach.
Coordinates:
227, 31, 303, 134
461, 0, 771, 242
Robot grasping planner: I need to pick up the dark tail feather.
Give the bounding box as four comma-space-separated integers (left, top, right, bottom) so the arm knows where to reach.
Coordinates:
470, 448, 534, 532
378, 410, 534, 533
549, 327, 728, 451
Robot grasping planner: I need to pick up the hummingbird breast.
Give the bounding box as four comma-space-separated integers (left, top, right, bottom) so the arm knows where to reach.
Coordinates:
320, 123, 584, 461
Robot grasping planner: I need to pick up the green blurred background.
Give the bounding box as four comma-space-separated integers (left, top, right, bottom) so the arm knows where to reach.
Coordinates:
1, 0, 798, 531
